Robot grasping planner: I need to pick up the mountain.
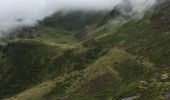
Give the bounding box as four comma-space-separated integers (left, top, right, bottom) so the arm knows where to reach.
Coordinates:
0, 1, 170, 100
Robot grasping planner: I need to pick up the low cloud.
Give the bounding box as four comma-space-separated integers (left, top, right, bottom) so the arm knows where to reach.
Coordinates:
0, 0, 157, 36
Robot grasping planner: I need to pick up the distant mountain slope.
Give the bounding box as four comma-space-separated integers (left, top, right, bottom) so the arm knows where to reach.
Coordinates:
41, 11, 107, 31
151, 0, 170, 32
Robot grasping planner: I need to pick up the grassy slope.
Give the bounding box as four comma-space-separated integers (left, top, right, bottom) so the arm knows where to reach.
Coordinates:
4, 47, 154, 100
0, 40, 65, 98
1, 2, 170, 100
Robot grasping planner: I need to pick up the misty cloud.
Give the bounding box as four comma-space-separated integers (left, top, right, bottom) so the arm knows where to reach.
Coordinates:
0, 0, 157, 36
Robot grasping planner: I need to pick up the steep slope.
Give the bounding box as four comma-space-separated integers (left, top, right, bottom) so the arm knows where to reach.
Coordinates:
0, 40, 66, 98
0, 1, 170, 100
41, 11, 107, 31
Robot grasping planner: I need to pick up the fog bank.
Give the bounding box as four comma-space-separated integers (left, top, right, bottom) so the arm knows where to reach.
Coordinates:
0, 0, 157, 36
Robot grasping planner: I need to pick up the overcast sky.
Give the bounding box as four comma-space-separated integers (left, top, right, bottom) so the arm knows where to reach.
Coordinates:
0, 0, 156, 36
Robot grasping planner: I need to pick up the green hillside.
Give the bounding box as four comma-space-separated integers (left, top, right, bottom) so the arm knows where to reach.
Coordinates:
0, 1, 170, 100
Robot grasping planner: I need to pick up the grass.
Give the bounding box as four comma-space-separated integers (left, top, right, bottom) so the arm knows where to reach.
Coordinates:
4, 80, 55, 100
32, 26, 78, 44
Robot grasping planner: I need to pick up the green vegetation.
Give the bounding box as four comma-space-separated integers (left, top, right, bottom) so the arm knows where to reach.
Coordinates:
0, 2, 170, 100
